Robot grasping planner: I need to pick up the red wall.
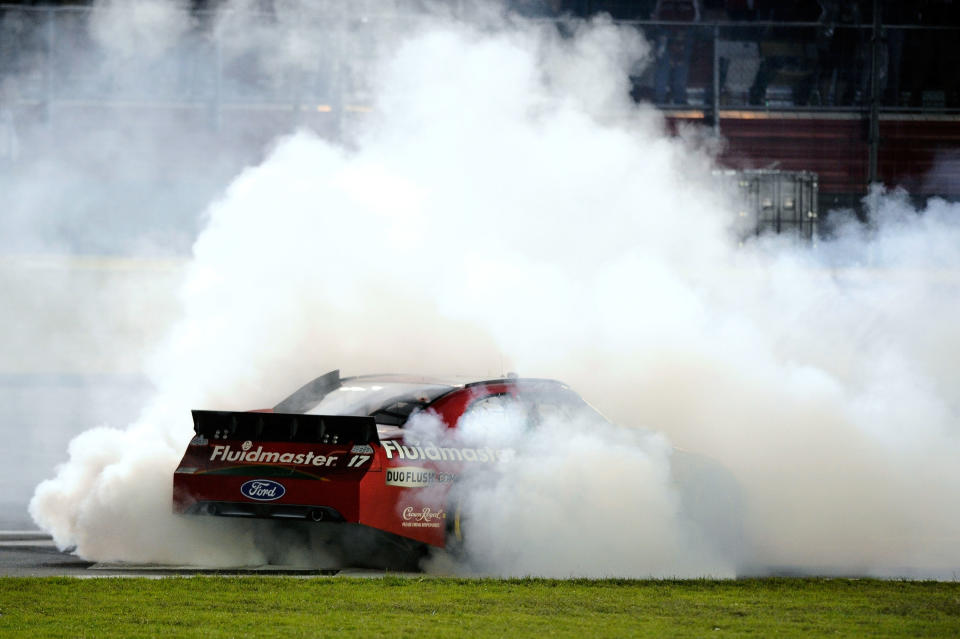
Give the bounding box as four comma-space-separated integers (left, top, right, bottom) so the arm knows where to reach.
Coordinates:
669, 112, 960, 196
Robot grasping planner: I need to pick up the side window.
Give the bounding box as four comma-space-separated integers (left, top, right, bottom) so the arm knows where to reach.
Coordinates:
460, 388, 601, 432
369, 399, 427, 426
464, 393, 513, 418
459, 393, 532, 436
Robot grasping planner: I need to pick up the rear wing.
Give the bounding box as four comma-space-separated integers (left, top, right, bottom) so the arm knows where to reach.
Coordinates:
191, 410, 380, 445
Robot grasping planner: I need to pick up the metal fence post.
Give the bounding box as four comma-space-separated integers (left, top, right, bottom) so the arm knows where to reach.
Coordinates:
712, 22, 720, 133
44, 7, 55, 126
211, 27, 222, 132
332, 8, 345, 139
867, 0, 881, 191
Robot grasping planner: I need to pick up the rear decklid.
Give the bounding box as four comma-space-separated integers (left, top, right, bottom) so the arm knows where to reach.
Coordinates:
173, 410, 381, 521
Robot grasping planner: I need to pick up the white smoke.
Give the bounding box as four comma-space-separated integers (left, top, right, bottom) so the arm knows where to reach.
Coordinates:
90, 0, 191, 59
24, 2, 960, 577
404, 401, 735, 578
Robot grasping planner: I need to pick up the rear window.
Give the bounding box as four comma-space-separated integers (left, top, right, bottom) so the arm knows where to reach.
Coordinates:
304, 381, 451, 426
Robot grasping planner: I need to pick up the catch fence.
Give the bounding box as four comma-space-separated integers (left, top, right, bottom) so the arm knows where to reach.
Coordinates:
1, 5, 959, 198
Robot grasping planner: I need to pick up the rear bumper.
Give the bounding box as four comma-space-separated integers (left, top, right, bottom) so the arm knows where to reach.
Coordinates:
172, 461, 449, 548
181, 500, 345, 522
173, 473, 361, 522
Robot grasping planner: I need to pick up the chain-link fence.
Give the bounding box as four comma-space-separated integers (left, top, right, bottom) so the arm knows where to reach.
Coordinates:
1, 4, 958, 203
3, 7, 958, 112
0, 4, 406, 107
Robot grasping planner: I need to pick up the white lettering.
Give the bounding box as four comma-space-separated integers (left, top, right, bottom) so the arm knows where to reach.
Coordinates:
206, 446, 347, 467
347, 455, 371, 468
400, 506, 445, 528
439, 447, 462, 461
383, 442, 513, 464
381, 441, 397, 459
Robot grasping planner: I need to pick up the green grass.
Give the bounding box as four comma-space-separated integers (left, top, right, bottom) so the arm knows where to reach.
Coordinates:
1, 577, 959, 638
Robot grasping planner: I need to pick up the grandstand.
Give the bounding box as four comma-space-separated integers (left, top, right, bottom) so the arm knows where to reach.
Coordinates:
1, 0, 958, 227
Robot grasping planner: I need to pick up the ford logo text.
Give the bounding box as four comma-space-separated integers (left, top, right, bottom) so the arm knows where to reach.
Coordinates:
240, 479, 286, 501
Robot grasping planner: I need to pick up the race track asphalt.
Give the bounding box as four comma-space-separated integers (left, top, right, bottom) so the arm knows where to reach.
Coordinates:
0, 532, 421, 578
0, 532, 93, 577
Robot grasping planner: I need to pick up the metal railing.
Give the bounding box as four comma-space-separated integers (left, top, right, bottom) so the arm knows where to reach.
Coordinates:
3, 7, 958, 111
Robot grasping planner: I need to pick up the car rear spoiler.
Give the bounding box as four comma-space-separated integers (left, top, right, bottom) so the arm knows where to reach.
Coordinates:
191, 410, 380, 445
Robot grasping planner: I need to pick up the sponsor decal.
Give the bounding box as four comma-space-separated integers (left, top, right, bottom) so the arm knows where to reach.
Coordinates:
385, 467, 457, 488
381, 440, 514, 463
240, 479, 286, 501
351, 444, 374, 455
210, 444, 339, 467
346, 454, 371, 468
401, 506, 445, 528
241, 440, 253, 451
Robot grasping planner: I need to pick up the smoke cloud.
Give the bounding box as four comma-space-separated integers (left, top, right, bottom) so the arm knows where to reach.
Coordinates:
17, 1, 960, 577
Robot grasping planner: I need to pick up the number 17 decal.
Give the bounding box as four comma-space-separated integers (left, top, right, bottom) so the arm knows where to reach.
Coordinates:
347, 455, 370, 467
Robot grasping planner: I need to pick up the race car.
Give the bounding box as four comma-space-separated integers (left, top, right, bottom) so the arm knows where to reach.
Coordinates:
172, 370, 742, 568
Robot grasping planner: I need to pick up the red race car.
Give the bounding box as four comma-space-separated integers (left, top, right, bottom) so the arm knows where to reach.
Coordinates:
173, 370, 742, 568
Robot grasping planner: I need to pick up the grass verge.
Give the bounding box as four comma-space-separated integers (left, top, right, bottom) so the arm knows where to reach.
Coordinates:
1, 576, 959, 638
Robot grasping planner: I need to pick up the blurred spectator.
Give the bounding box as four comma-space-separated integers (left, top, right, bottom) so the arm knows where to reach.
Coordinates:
589, 1, 656, 19
510, 0, 564, 17
873, 1, 908, 106
849, 1, 911, 107
904, 0, 959, 107
0, 77, 19, 165
652, 0, 702, 104
179, 7, 216, 97
724, 0, 756, 21
747, 2, 820, 105
808, 0, 863, 106
1, 10, 26, 79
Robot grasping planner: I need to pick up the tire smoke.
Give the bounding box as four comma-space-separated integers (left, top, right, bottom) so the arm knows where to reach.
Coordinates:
20, 2, 960, 577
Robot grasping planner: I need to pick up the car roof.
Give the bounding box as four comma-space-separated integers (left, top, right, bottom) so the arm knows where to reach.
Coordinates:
340, 373, 464, 388
274, 369, 570, 414
342, 372, 569, 391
